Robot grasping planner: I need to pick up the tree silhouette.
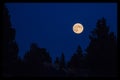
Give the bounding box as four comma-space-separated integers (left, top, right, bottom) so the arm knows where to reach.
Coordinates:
54, 56, 60, 70
23, 43, 53, 76
68, 45, 83, 70
55, 57, 59, 64
2, 4, 19, 76
24, 43, 52, 65
86, 17, 117, 76
59, 52, 65, 70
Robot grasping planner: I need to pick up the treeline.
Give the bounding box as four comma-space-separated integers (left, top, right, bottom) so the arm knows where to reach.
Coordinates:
2, 4, 117, 77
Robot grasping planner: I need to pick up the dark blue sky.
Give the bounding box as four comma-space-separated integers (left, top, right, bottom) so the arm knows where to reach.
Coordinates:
5, 3, 117, 62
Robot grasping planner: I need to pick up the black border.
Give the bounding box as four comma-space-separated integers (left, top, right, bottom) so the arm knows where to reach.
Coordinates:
0, 0, 119, 3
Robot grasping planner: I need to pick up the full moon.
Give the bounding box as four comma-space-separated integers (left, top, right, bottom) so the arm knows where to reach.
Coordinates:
73, 23, 84, 34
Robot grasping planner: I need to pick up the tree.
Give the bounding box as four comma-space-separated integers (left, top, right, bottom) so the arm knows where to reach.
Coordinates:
55, 57, 59, 64
24, 43, 52, 64
59, 52, 65, 70
68, 45, 83, 70
68, 53, 78, 69
41, 49, 52, 63
23, 43, 52, 76
86, 17, 117, 76
54, 56, 60, 70
2, 4, 19, 76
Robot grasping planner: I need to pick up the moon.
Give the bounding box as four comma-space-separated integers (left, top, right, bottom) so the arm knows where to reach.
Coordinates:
73, 23, 84, 34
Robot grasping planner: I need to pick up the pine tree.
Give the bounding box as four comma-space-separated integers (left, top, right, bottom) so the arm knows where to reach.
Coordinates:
86, 17, 117, 76
54, 57, 60, 70
68, 45, 83, 70
55, 57, 59, 64
2, 4, 19, 76
59, 52, 65, 70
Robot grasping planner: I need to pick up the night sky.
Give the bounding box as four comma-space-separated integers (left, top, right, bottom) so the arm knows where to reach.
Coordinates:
5, 3, 117, 62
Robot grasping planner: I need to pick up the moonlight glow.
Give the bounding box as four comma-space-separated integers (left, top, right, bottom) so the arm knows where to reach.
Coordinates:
73, 23, 84, 34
